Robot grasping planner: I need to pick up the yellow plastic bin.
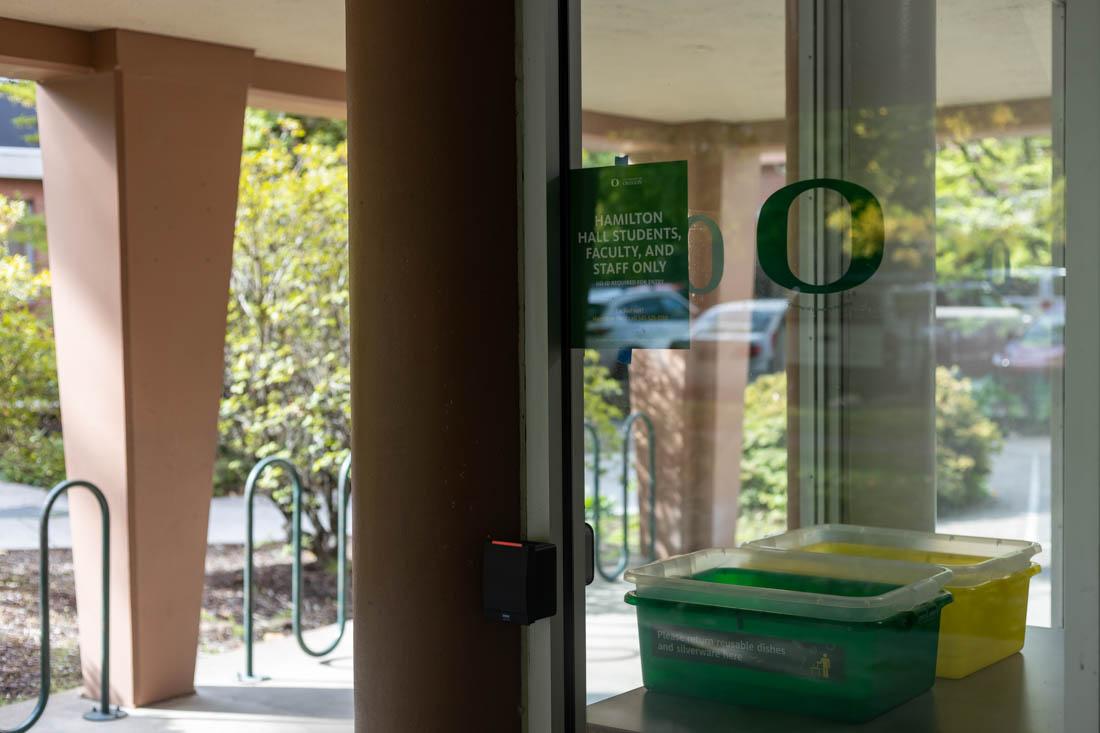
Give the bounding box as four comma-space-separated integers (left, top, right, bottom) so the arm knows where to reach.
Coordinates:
748, 525, 1040, 679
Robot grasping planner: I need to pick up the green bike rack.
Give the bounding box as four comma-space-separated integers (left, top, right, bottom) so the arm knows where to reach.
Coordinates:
621, 412, 657, 562
589, 413, 658, 581
589, 418, 629, 582
584, 422, 600, 508
585, 420, 620, 581
239, 455, 352, 682
2, 480, 126, 733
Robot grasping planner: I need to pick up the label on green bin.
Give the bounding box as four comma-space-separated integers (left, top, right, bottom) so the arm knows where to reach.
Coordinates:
651, 625, 846, 682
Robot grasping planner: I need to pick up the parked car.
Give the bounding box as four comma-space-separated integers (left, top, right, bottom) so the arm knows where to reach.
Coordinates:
994, 313, 1065, 371
987, 265, 1066, 318
585, 286, 693, 356
934, 281, 1031, 374
689, 298, 789, 378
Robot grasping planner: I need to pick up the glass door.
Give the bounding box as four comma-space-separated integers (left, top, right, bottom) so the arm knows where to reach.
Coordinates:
561, 0, 1099, 729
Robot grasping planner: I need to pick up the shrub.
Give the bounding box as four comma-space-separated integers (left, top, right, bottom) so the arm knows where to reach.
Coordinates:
218, 120, 349, 562
737, 367, 1003, 536
583, 350, 623, 450
0, 199, 64, 487
738, 373, 789, 542
936, 366, 1004, 512
583, 351, 627, 552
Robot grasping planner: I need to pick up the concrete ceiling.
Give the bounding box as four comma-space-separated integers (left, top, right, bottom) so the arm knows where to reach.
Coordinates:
583, 0, 787, 124
0, 0, 346, 69
583, 0, 1053, 123
0, 1, 1054, 122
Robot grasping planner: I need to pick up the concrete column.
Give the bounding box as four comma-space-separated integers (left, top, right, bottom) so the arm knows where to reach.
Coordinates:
690, 142, 776, 547
628, 129, 779, 552
36, 30, 252, 706
783, 0, 936, 531
346, 2, 522, 732
840, 0, 937, 529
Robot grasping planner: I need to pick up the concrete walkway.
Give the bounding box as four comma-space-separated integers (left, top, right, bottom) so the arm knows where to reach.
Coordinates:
0, 625, 354, 732
586, 577, 643, 705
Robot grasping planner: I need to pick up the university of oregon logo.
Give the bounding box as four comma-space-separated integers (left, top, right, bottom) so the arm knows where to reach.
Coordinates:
756, 178, 885, 295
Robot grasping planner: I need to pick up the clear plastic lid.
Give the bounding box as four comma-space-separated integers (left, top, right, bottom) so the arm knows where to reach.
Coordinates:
624, 546, 953, 623
747, 524, 1041, 587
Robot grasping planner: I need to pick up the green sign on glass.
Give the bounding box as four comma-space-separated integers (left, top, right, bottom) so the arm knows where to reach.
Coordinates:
570, 161, 690, 349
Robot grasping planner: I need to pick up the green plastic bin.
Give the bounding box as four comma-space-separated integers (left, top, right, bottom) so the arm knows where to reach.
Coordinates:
624, 547, 954, 722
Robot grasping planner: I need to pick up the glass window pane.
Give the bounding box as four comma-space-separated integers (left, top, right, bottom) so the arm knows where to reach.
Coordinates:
578, 0, 1066, 724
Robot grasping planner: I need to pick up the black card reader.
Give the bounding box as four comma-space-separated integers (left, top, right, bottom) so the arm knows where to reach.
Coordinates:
483, 539, 557, 625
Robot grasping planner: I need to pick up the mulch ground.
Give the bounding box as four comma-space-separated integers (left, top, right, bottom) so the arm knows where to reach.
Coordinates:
0, 544, 350, 706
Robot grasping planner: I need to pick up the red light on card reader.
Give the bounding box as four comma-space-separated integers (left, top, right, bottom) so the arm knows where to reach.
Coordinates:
491, 540, 524, 548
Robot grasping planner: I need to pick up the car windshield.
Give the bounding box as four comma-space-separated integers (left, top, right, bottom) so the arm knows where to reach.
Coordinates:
1020, 319, 1063, 346
751, 309, 777, 332
617, 295, 688, 321
998, 276, 1041, 298
695, 305, 781, 335
936, 285, 1001, 307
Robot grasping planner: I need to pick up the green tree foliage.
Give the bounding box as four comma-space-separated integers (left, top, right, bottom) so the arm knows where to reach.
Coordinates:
219, 112, 349, 561
0, 78, 38, 144
936, 131, 1057, 281
243, 109, 347, 153
582, 350, 624, 535
0, 197, 63, 486
582, 149, 619, 169
583, 350, 623, 448
7, 210, 46, 255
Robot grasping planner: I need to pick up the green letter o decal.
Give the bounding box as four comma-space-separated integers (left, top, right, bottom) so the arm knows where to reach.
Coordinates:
756, 178, 884, 294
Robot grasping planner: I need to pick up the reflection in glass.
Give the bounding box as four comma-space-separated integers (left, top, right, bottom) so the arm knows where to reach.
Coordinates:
580, 0, 1061, 709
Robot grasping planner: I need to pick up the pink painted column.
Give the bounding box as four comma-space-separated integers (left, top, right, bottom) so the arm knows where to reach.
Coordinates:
36, 30, 252, 707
